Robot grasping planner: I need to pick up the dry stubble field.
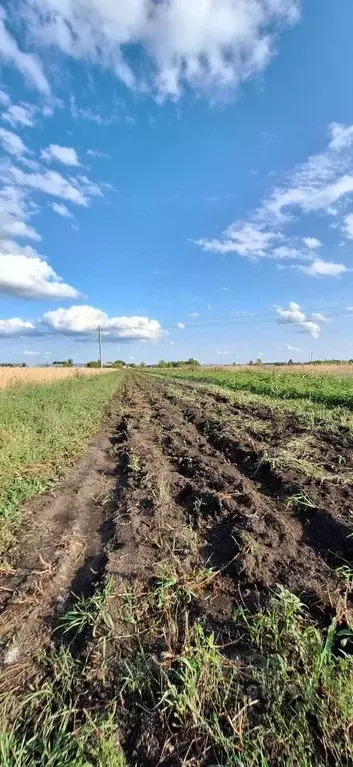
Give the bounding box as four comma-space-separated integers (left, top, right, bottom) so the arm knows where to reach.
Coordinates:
0, 366, 115, 390
0, 368, 352, 766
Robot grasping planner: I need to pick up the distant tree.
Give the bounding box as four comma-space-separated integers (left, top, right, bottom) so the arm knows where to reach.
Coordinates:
249, 360, 254, 366
158, 359, 167, 367
186, 358, 201, 366
53, 359, 74, 367
288, 358, 294, 365
87, 360, 100, 368
139, 362, 146, 368
111, 360, 126, 368
255, 358, 263, 365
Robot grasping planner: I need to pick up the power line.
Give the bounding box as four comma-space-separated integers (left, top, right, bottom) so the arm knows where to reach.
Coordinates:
163, 303, 353, 330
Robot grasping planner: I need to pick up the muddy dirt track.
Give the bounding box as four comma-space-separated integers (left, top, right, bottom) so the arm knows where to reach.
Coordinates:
1, 372, 352, 697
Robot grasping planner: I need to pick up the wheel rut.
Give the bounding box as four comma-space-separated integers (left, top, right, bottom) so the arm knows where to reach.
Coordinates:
1, 374, 352, 694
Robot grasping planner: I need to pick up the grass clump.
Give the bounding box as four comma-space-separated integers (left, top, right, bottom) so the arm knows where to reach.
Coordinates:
4, 567, 351, 767
0, 372, 122, 554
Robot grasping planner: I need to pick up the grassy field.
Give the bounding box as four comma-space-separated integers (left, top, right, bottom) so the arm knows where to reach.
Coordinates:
153, 365, 353, 410
1, 370, 352, 766
0, 367, 115, 390
0, 371, 122, 554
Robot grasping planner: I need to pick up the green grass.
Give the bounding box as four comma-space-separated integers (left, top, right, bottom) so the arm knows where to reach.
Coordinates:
0, 372, 122, 554
152, 367, 353, 411
2, 570, 352, 766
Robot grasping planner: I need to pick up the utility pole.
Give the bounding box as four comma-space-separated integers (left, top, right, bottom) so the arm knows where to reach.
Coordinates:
310, 351, 313, 363
98, 326, 103, 368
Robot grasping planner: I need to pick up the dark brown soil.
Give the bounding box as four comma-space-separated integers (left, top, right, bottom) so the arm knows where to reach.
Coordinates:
1, 373, 352, 762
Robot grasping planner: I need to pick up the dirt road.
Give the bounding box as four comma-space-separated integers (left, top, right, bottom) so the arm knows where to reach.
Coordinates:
1, 373, 352, 694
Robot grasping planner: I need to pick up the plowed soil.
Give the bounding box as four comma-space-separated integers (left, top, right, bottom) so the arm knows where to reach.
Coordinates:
1, 373, 352, 763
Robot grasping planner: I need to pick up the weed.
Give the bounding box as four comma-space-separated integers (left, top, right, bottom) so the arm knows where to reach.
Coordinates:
286, 492, 318, 510
128, 453, 140, 473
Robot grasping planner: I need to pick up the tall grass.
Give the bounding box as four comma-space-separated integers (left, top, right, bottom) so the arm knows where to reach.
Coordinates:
0, 367, 115, 390
0, 372, 122, 554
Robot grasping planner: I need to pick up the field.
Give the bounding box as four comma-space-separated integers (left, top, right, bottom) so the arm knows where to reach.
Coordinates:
0, 368, 352, 766
0, 366, 115, 390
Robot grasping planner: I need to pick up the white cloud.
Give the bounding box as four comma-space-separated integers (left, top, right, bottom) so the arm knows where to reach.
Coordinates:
3, 164, 92, 206
0, 128, 28, 158
41, 144, 80, 167
311, 312, 329, 323
188, 312, 199, 318
302, 237, 321, 249
196, 222, 280, 257
21, 0, 300, 100
23, 349, 40, 356
0, 185, 40, 242
42, 305, 163, 341
298, 260, 347, 278
0, 89, 10, 106
87, 148, 110, 159
50, 202, 74, 219
281, 344, 301, 352
0, 8, 49, 93
3, 102, 36, 127
0, 317, 35, 336
175, 322, 185, 330
343, 213, 353, 239
0, 251, 80, 299
329, 122, 353, 152
196, 120, 353, 265
275, 301, 321, 338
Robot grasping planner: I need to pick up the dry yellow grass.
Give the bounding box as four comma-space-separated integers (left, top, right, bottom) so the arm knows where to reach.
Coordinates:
0, 367, 115, 390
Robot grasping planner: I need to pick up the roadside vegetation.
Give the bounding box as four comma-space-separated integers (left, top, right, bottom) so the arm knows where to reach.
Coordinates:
0, 372, 122, 554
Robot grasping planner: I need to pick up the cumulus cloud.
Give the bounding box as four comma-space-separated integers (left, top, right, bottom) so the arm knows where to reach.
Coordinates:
41, 144, 80, 167
0, 251, 80, 299
23, 349, 40, 355
42, 305, 163, 341
298, 260, 347, 277
0, 305, 164, 341
275, 302, 321, 338
0, 317, 35, 336
19, 0, 300, 100
302, 237, 321, 249
0, 128, 28, 158
0, 8, 49, 93
175, 322, 185, 329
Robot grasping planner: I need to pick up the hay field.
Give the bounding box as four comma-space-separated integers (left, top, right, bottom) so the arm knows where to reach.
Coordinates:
0, 366, 115, 389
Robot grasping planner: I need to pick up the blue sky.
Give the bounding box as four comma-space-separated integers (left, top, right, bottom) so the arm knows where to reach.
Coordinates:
1, 0, 353, 365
